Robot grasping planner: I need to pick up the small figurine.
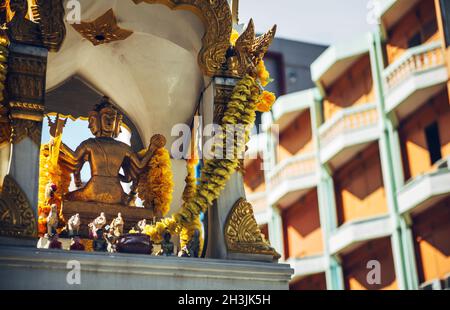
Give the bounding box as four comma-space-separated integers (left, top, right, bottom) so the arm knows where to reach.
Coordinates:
67, 213, 81, 237
46, 204, 59, 236
158, 229, 174, 256
88, 212, 106, 239
187, 230, 200, 258
110, 212, 124, 237
70, 236, 85, 251
178, 230, 200, 258
178, 246, 189, 257
93, 229, 107, 252
48, 234, 62, 249
137, 219, 147, 233
104, 226, 117, 253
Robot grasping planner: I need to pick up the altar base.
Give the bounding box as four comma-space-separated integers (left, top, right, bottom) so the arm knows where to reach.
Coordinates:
0, 245, 293, 290
62, 201, 154, 237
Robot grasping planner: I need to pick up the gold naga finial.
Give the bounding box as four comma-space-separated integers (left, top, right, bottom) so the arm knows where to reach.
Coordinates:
223, 19, 277, 78
46, 114, 67, 138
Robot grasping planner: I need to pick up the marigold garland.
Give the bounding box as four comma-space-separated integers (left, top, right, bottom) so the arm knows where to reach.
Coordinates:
230, 29, 240, 46
256, 60, 271, 87
179, 156, 204, 252
37, 135, 71, 236
137, 147, 174, 217
256, 90, 276, 112
148, 148, 174, 217
142, 74, 261, 244
141, 28, 277, 246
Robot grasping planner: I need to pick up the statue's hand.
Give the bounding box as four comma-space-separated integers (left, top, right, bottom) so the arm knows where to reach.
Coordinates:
149, 134, 166, 150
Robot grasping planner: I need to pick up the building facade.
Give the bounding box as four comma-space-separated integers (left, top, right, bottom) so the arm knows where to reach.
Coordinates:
245, 0, 450, 290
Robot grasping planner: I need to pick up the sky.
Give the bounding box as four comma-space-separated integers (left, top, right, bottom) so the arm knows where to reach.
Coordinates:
238, 0, 376, 45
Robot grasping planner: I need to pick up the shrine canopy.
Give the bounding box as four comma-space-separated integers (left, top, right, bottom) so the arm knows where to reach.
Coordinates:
46, 0, 206, 148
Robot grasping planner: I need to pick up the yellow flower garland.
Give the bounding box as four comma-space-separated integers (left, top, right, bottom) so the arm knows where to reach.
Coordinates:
138, 147, 174, 217
230, 29, 240, 46
256, 60, 271, 87
143, 74, 261, 244
256, 90, 276, 112
141, 28, 276, 247
148, 148, 174, 217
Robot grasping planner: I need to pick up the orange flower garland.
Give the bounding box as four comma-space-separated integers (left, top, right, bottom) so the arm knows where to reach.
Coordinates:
256, 60, 271, 87
256, 90, 276, 112
148, 147, 174, 217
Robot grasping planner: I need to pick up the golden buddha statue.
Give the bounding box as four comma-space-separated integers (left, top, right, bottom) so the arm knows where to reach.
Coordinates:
61, 97, 165, 205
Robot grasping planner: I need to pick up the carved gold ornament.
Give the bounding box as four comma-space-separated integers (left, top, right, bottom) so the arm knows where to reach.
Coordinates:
72, 9, 133, 46
132, 0, 232, 77
224, 198, 280, 260
34, 0, 67, 52
10, 118, 42, 145
226, 19, 277, 78
0, 105, 10, 146
0, 174, 37, 238
4, 0, 66, 51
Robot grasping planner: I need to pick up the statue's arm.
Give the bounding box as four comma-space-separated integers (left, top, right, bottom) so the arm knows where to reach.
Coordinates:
129, 149, 155, 171
128, 134, 166, 171
72, 142, 89, 187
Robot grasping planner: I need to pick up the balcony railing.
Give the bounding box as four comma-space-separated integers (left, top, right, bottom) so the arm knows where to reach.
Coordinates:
383, 41, 445, 93
319, 103, 378, 148
268, 153, 316, 190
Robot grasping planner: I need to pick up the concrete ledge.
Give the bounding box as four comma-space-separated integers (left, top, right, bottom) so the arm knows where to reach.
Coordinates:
268, 89, 316, 131
329, 215, 392, 255
319, 124, 379, 165
0, 245, 293, 290
311, 34, 370, 86
397, 169, 450, 215
268, 173, 317, 207
287, 255, 327, 279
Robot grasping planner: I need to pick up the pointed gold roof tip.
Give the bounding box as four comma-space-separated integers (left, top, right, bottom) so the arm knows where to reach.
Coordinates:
234, 21, 277, 61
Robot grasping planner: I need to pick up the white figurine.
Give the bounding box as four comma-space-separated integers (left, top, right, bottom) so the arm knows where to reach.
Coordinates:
137, 218, 147, 233
46, 204, 58, 236
67, 213, 81, 237
110, 212, 124, 237
88, 212, 106, 239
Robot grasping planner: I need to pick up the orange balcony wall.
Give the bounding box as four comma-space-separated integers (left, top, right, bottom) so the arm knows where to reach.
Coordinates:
342, 237, 398, 290
243, 156, 266, 195
334, 143, 388, 225
290, 273, 327, 290
413, 197, 450, 283
399, 90, 450, 181
282, 189, 323, 259
323, 55, 375, 122
386, 0, 440, 66
277, 109, 314, 163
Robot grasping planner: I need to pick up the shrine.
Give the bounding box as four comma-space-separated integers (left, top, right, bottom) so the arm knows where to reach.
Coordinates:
0, 0, 292, 289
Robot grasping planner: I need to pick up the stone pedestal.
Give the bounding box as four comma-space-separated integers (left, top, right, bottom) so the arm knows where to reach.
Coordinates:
0, 245, 293, 290
62, 201, 154, 237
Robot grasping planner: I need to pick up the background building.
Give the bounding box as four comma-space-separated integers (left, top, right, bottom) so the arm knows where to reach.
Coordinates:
245, 0, 450, 290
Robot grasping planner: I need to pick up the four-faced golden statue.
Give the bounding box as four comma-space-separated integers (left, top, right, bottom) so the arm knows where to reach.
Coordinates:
60, 97, 165, 206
